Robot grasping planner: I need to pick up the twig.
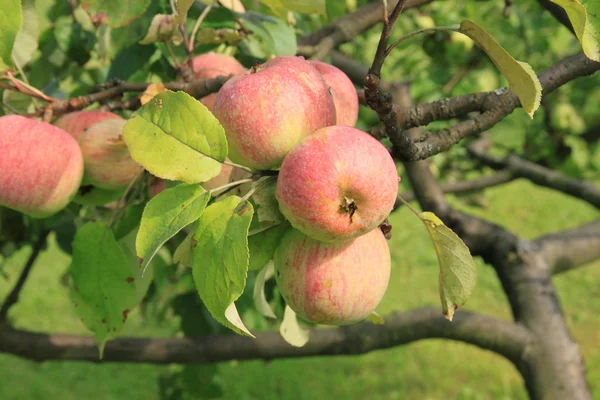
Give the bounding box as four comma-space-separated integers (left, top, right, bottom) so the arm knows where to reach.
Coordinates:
189, 5, 213, 52
385, 25, 459, 57
0, 230, 49, 323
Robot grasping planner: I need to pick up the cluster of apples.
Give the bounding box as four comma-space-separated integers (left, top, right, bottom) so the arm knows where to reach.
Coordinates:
209, 55, 399, 326
0, 110, 142, 218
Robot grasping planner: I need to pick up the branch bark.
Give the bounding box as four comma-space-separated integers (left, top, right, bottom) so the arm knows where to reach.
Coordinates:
534, 218, 600, 275
0, 308, 530, 366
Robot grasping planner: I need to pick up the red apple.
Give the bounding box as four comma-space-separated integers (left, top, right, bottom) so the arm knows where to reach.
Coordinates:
212, 56, 337, 170
193, 52, 246, 112
274, 227, 391, 325
309, 60, 359, 127
276, 125, 398, 242
54, 110, 121, 142
0, 115, 84, 218
79, 118, 143, 190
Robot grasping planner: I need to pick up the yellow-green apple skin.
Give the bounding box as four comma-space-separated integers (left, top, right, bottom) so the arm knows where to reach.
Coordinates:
0, 115, 84, 218
274, 227, 391, 325
276, 125, 399, 242
79, 118, 143, 190
212, 56, 337, 170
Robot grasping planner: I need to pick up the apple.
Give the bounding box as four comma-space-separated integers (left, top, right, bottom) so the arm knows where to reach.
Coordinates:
79, 118, 143, 190
212, 56, 337, 170
309, 60, 359, 127
54, 110, 121, 142
193, 52, 247, 111
276, 125, 398, 242
0, 115, 84, 218
274, 227, 391, 325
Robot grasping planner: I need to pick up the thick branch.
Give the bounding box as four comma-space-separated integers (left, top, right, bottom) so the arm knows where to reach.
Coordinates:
0, 308, 530, 366
534, 219, 600, 275
297, 0, 434, 60
469, 137, 600, 210
395, 170, 515, 206
0, 230, 49, 322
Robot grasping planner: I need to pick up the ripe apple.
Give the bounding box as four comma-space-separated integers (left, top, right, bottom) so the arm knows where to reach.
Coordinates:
79, 118, 143, 190
212, 56, 337, 170
309, 60, 359, 127
0, 115, 84, 218
54, 110, 121, 142
274, 227, 391, 325
192, 52, 246, 111
276, 125, 398, 242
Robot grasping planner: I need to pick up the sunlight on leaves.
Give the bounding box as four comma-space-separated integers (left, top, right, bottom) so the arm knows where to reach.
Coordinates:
0, 0, 22, 71
280, 305, 310, 347
550, 0, 600, 61
419, 212, 477, 321
459, 20, 542, 118
253, 260, 277, 319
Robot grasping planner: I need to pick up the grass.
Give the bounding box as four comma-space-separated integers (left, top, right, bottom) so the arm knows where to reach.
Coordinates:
1, 178, 599, 400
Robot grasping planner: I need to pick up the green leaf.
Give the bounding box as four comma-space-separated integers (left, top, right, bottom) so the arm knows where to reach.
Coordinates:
113, 202, 146, 240
240, 12, 296, 58
419, 212, 477, 321
196, 27, 246, 45
175, 0, 194, 23
137, 183, 210, 275
253, 261, 276, 319
84, 0, 152, 28
0, 0, 22, 71
280, 305, 310, 347
248, 222, 288, 271
12, 0, 38, 67
139, 14, 182, 45
459, 20, 542, 118
259, 0, 326, 18
550, 0, 599, 61
123, 90, 228, 184
72, 186, 126, 206
192, 196, 254, 336
69, 222, 139, 356
173, 230, 193, 267
368, 311, 385, 325
252, 176, 284, 224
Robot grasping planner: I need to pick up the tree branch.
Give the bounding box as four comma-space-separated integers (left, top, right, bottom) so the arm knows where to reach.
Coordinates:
534, 219, 600, 275
0, 308, 531, 366
469, 137, 600, 210
0, 230, 49, 323
297, 0, 434, 60
395, 170, 515, 207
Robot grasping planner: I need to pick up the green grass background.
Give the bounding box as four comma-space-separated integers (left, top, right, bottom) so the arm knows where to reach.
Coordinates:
1, 179, 599, 400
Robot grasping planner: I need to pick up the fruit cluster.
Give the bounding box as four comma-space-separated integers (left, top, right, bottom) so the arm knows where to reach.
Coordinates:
210, 55, 399, 326
0, 53, 399, 327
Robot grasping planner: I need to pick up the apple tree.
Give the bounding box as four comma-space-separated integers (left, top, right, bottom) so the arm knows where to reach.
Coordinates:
0, 1, 599, 399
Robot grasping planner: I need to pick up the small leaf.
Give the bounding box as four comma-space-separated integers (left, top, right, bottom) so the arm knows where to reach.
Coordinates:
84, 0, 152, 28
248, 222, 288, 271
459, 20, 542, 118
140, 82, 167, 105
550, 0, 599, 61
139, 14, 182, 45
0, 0, 22, 71
368, 311, 385, 325
123, 90, 228, 184
240, 12, 296, 58
73, 186, 125, 206
196, 27, 246, 45
192, 196, 255, 336
175, 0, 195, 23
280, 305, 310, 347
253, 261, 277, 319
419, 211, 477, 321
12, 0, 39, 67
69, 222, 139, 356
137, 183, 210, 275
252, 176, 284, 224
259, 0, 326, 18
113, 202, 146, 240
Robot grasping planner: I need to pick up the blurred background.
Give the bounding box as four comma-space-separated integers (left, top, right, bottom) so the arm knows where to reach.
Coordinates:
1, 0, 599, 399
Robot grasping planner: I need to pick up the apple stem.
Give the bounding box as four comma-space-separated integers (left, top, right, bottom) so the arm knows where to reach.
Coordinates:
395, 193, 422, 218
209, 178, 254, 196
385, 25, 461, 57
222, 160, 254, 173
